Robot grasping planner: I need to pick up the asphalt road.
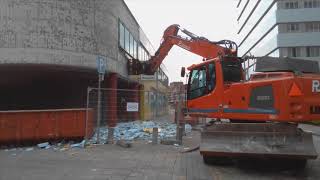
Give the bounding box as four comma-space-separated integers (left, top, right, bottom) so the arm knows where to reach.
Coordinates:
0, 124, 320, 180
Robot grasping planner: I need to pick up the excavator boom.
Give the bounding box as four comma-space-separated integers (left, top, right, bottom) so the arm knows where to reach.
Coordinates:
128, 25, 237, 75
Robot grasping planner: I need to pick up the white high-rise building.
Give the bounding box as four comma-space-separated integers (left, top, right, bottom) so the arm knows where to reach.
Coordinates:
236, 0, 320, 75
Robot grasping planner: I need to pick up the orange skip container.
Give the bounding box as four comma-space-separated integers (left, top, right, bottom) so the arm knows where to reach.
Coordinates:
0, 108, 94, 145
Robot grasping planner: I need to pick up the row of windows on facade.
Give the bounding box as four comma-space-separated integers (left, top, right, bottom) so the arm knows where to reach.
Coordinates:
279, 0, 320, 9
119, 21, 169, 85
119, 22, 150, 61
144, 92, 167, 105
279, 22, 320, 33
282, 46, 320, 57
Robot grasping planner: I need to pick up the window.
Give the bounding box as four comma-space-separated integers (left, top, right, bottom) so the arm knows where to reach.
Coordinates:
306, 22, 320, 32
208, 64, 216, 92
188, 66, 208, 100
138, 45, 150, 61
139, 46, 143, 60
125, 28, 130, 53
304, 0, 320, 8
286, 23, 300, 32
119, 23, 125, 48
284, 1, 299, 9
119, 21, 141, 59
221, 58, 243, 82
133, 40, 137, 59
307, 46, 320, 57
129, 34, 134, 56
288, 47, 301, 57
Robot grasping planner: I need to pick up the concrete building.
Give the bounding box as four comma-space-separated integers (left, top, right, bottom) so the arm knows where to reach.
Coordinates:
168, 82, 185, 105
0, 0, 168, 125
236, 0, 320, 76
131, 73, 169, 120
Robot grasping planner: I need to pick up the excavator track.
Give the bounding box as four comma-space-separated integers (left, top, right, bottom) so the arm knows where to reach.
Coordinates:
200, 123, 318, 161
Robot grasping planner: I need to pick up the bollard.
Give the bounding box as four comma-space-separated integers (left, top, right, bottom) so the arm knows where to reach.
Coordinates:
179, 126, 183, 144
176, 126, 183, 145
108, 127, 114, 144
152, 127, 158, 145
176, 125, 180, 142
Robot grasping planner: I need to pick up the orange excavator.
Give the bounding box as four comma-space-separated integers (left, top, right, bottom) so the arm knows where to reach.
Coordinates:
128, 24, 320, 165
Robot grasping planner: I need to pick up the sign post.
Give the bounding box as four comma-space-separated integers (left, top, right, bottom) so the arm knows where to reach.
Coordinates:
96, 56, 107, 144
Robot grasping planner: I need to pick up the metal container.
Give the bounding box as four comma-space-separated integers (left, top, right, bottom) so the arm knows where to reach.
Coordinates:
0, 109, 93, 145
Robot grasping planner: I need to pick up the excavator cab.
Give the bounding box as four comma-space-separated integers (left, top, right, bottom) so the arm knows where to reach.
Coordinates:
188, 65, 210, 100
186, 57, 243, 101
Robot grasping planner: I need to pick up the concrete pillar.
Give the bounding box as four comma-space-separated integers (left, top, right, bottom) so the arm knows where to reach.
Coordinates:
107, 73, 117, 127
139, 85, 145, 120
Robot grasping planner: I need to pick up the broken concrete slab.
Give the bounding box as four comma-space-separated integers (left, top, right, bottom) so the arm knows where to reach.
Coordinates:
116, 140, 132, 148
37, 142, 50, 149
160, 138, 180, 145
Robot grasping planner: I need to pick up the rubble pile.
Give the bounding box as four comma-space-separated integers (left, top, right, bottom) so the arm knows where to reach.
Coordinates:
2, 121, 192, 152
89, 121, 192, 144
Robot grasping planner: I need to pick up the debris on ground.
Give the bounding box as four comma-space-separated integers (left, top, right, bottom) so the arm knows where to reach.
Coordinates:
116, 140, 132, 148
180, 146, 200, 153
1, 121, 192, 151
25, 147, 34, 151
59, 147, 68, 152
89, 121, 192, 144
143, 128, 154, 134
70, 140, 85, 148
160, 138, 180, 145
37, 142, 50, 149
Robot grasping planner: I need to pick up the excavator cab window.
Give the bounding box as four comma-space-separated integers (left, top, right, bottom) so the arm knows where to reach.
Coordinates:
221, 58, 243, 83
188, 64, 215, 100
208, 63, 216, 91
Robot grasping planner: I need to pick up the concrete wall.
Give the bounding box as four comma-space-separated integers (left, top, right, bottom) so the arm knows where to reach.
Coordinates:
0, 0, 140, 77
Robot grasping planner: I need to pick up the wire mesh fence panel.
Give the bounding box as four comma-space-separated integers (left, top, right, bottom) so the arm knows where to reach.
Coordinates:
85, 87, 172, 142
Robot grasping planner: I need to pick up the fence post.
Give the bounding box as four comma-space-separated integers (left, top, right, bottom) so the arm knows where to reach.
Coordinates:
176, 86, 185, 145
176, 99, 181, 144
96, 74, 103, 144
85, 87, 91, 143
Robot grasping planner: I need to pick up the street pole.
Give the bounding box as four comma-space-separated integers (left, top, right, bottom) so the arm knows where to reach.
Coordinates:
95, 55, 106, 144
156, 69, 159, 118
96, 74, 102, 144
85, 87, 91, 144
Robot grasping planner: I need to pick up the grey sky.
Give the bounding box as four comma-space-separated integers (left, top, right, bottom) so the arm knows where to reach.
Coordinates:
125, 0, 238, 83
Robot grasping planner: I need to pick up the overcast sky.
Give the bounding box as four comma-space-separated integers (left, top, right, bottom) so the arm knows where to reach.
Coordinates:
125, 0, 238, 83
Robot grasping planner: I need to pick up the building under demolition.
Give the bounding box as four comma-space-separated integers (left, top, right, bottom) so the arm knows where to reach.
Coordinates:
0, 0, 169, 144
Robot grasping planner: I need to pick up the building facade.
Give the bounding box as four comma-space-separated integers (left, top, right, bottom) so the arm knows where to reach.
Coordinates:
168, 82, 185, 105
0, 0, 168, 124
236, 0, 320, 76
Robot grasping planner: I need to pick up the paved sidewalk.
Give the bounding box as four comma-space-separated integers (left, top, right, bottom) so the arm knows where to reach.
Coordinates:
1, 126, 320, 180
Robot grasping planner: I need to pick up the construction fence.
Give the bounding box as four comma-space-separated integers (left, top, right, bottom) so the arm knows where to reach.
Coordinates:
85, 87, 174, 142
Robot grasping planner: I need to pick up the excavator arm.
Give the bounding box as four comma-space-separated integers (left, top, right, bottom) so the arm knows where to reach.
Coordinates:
128, 24, 238, 75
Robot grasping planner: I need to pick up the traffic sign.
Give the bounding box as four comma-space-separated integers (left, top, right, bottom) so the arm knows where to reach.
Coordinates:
96, 56, 107, 74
